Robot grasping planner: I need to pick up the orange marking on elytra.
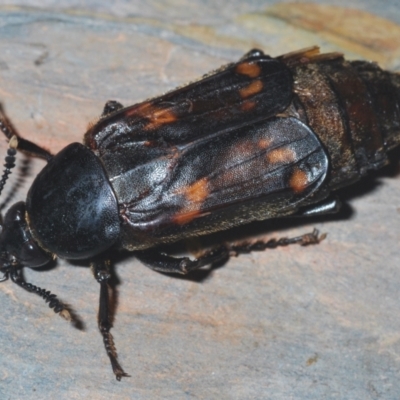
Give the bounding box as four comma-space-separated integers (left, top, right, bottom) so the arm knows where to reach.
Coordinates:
172, 210, 202, 225
239, 80, 263, 99
289, 168, 308, 193
241, 100, 256, 111
182, 178, 209, 203
144, 108, 177, 130
125, 102, 153, 117
267, 148, 295, 164
173, 178, 209, 225
258, 138, 272, 149
236, 61, 261, 78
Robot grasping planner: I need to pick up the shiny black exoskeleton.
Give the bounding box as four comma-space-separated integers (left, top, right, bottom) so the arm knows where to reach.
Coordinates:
1, 47, 399, 380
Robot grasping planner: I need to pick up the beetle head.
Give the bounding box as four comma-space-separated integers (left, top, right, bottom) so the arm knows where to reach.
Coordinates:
0, 202, 53, 280
0, 135, 53, 280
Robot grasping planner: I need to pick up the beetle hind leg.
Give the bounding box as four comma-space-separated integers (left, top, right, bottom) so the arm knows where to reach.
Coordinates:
296, 196, 342, 217
134, 245, 230, 274
134, 229, 325, 274
228, 228, 326, 256
92, 258, 130, 381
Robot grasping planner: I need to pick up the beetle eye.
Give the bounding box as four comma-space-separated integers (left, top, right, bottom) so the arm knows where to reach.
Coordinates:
19, 239, 50, 268
0, 202, 53, 269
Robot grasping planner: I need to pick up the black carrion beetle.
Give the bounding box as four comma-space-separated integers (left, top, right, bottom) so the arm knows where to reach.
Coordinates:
1, 47, 399, 379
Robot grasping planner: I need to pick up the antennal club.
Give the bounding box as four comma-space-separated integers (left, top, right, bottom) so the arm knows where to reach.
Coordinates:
0, 133, 17, 198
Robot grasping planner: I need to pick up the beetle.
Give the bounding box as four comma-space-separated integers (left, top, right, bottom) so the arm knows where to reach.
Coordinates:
0, 46, 399, 380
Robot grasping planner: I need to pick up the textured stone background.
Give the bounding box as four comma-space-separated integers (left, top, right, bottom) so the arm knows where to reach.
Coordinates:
0, 1, 400, 399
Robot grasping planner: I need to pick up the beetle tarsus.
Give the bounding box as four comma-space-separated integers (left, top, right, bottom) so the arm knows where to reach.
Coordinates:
93, 259, 130, 381
228, 228, 326, 255
100, 321, 130, 381
296, 229, 327, 246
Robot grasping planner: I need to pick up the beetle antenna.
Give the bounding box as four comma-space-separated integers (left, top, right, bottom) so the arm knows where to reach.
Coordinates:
10, 268, 72, 321
0, 115, 18, 141
0, 114, 53, 161
0, 135, 17, 198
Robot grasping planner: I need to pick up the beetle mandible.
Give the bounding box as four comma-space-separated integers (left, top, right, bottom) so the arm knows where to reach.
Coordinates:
0, 46, 399, 380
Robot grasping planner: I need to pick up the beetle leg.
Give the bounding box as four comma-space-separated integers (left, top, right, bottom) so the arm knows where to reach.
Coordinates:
296, 196, 342, 217
227, 228, 326, 256
136, 229, 325, 274
134, 246, 230, 274
92, 258, 130, 381
101, 100, 124, 117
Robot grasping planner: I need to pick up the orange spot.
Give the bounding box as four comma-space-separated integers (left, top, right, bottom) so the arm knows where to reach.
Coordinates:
145, 108, 177, 130
125, 102, 153, 117
241, 100, 256, 111
268, 148, 295, 164
239, 80, 263, 98
289, 169, 309, 193
172, 210, 202, 225
182, 178, 208, 203
173, 178, 209, 225
236, 61, 261, 78
258, 138, 272, 149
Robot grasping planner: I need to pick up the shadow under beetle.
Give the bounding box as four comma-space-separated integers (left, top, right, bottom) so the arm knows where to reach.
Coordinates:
0, 46, 399, 380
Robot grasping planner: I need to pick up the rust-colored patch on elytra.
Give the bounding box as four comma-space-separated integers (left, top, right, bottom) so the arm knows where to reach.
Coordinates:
289, 168, 308, 193
144, 107, 177, 130
182, 177, 209, 203
267, 148, 295, 164
173, 178, 209, 225
241, 100, 256, 111
239, 80, 263, 98
172, 210, 202, 225
125, 101, 153, 117
258, 138, 272, 149
236, 61, 261, 78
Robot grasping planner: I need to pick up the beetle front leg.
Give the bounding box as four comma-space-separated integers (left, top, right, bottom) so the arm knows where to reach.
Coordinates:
92, 258, 129, 381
